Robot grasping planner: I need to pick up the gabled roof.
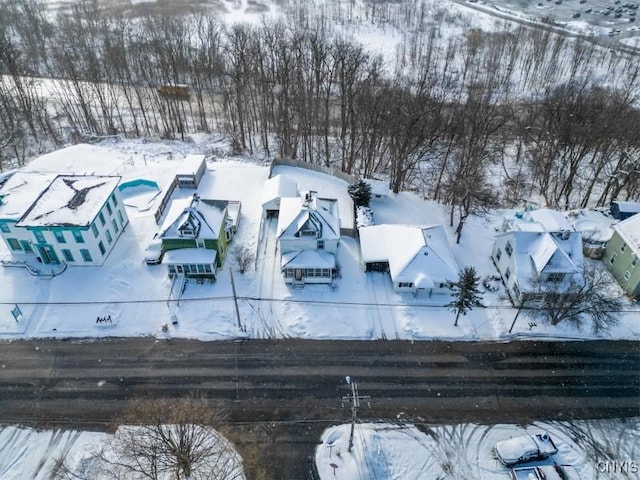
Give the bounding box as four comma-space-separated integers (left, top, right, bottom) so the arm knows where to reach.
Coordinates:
262, 175, 298, 206
613, 214, 640, 254
277, 194, 340, 241
16, 175, 120, 228
359, 224, 459, 287
159, 196, 228, 240
498, 230, 584, 289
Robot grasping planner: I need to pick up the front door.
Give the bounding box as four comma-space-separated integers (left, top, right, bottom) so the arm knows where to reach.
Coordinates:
294, 269, 303, 281
38, 245, 60, 264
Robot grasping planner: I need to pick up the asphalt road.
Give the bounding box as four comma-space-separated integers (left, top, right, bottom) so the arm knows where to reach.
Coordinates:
0, 338, 638, 478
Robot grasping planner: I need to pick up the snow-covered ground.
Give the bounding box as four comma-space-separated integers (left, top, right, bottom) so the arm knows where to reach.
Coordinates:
316, 419, 640, 480
1, 136, 638, 342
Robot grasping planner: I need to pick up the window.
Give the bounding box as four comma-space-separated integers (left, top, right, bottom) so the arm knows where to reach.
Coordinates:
495, 248, 502, 261
632, 256, 638, 268
112, 219, 119, 234
225, 229, 232, 242
111, 194, 118, 207
105, 229, 113, 245
72, 230, 84, 244
7, 238, 21, 251
62, 249, 74, 262
610, 253, 617, 265
505, 241, 513, 257
168, 265, 176, 274
398, 282, 413, 288
33, 230, 45, 243
620, 243, 626, 253
624, 270, 631, 281
99, 212, 106, 226
547, 272, 564, 282
98, 241, 106, 255
20, 240, 33, 253
317, 240, 325, 250
117, 210, 124, 225
505, 267, 511, 280
204, 264, 212, 273
197, 264, 205, 274
80, 249, 92, 262
91, 224, 99, 238
0, 223, 9, 233
53, 231, 66, 243
106, 202, 112, 216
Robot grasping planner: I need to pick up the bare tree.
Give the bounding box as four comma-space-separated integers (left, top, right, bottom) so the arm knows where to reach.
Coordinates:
233, 246, 255, 274
54, 397, 244, 480
524, 264, 623, 334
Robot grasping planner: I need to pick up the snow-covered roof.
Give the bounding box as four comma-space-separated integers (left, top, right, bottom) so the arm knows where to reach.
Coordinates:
613, 214, 640, 254
22, 144, 124, 176
0, 171, 55, 221
163, 247, 217, 265
277, 194, 340, 240
178, 154, 205, 175
524, 208, 572, 232
363, 178, 389, 197
359, 224, 459, 286
611, 200, 640, 213
500, 230, 584, 290
503, 208, 573, 233
281, 249, 336, 269
261, 175, 298, 206
16, 175, 120, 227
159, 196, 228, 240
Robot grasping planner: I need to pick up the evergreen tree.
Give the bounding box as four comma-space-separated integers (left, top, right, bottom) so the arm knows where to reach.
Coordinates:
348, 178, 372, 208
447, 266, 483, 326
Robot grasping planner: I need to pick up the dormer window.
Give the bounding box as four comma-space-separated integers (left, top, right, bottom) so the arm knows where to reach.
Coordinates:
300, 228, 317, 237
178, 214, 200, 238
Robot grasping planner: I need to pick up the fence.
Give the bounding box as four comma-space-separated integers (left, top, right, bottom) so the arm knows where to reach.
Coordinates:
153, 177, 178, 224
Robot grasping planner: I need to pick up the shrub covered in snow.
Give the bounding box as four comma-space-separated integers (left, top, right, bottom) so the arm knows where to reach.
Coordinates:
356, 206, 374, 228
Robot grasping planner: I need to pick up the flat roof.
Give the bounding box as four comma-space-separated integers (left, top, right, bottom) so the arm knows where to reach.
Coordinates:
17, 175, 120, 227
0, 171, 55, 221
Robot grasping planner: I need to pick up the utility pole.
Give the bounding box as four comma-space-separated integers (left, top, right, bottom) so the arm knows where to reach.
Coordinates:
229, 268, 243, 332
341, 376, 370, 453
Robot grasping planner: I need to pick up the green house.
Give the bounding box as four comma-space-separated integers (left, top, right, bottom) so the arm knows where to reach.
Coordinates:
158, 194, 236, 279
603, 214, 640, 299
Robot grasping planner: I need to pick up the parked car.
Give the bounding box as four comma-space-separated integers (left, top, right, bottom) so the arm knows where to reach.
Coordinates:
495, 432, 558, 466
511, 465, 581, 480
144, 239, 163, 265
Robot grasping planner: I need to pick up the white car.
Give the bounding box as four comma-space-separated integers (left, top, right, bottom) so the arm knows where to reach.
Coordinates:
495, 432, 558, 466
144, 239, 163, 265
511, 465, 581, 480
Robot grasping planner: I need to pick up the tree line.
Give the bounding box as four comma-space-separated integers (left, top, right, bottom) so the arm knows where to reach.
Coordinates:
1, 0, 639, 233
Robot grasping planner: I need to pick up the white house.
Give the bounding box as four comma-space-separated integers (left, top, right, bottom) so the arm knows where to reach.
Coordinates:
261, 175, 298, 218
359, 224, 459, 294
491, 230, 584, 303
276, 192, 340, 284
1, 174, 129, 266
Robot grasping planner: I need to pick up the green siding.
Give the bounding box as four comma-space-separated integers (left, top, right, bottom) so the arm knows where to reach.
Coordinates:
163, 239, 197, 251
604, 231, 640, 297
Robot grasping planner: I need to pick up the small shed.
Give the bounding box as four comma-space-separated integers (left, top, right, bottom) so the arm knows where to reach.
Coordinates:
363, 178, 390, 198
262, 175, 298, 218
176, 155, 207, 189
610, 200, 640, 220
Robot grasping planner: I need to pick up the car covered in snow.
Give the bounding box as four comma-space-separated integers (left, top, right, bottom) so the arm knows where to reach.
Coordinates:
495, 432, 558, 466
144, 238, 163, 265
510, 464, 581, 480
